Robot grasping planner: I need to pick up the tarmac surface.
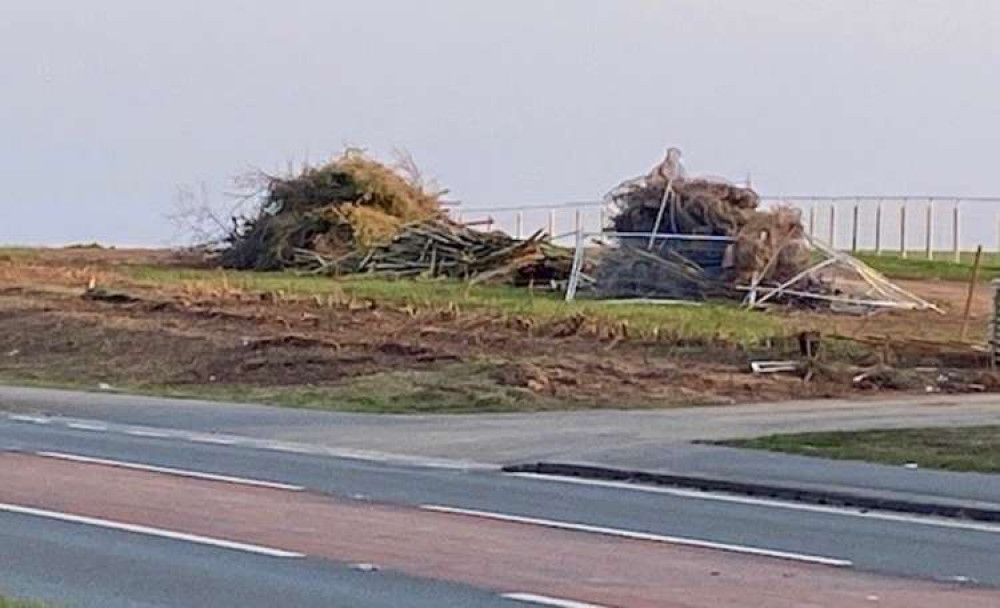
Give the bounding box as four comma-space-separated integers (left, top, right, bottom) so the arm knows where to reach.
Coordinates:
1, 405, 999, 606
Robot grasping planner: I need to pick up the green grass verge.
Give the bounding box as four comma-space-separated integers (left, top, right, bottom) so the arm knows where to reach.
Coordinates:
124, 266, 783, 344
3, 365, 547, 414
0, 596, 51, 608
0, 362, 726, 414
145, 364, 564, 414
0, 365, 566, 415
721, 426, 1000, 473
857, 251, 1000, 282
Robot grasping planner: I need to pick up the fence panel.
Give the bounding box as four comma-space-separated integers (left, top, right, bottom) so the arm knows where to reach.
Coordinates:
451, 196, 1000, 255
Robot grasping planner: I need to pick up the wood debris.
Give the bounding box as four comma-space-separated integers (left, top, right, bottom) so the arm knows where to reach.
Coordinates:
304, 218, 575, 285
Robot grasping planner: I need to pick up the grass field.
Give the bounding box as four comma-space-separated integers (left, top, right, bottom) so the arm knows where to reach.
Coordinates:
124, 266, 784, 344
0, 596, 49, 608
722, 426, 1000, 473
1, 245, 981, 413
1, 365, 556, 414
117, 364, 566, 414
858, 251, 1000, 282
0, 360, 727, 414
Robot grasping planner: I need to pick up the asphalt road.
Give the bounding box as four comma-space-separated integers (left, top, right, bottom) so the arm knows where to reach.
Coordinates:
0, 417, 998, 607
3, 385, 999, 465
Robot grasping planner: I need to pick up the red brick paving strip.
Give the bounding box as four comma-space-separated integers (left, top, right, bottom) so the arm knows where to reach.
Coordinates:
0, 453, 995, 607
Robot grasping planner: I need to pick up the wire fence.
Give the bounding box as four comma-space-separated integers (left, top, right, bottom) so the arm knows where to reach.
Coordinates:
449, 196, 1000, 259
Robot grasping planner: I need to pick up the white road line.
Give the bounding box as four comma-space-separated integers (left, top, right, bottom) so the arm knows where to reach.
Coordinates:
124, 429, 170, 438
506, 473, 1000, 535
421, 505, 852, 568
8, 414, 493, 471
7, 415, 51, 424
0, 503, 303, 558
35, 452, 305, 492
185, 434, 238, 446
501, 592, 607, 608
66, 422, 108, 432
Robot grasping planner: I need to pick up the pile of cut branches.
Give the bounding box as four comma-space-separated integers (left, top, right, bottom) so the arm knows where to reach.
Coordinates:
300, 218, 573, 285
220, 150, 441, 271
589, 151, 814, 302
219, 150, 574, 285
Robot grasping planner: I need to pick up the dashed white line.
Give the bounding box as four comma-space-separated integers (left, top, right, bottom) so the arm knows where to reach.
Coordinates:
501, 593, 607, 608
0, 503, 303, 558
66, 422, 108, 432
35, 452, 305, 492
506, 473, 1000, 535
421, 505, 852, 567
185, 434, 239, 446
8, 415, 51, 424
7, 414, 491, 471
124, 429, 170, 439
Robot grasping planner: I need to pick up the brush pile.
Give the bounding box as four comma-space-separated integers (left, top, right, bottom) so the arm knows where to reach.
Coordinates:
219, 151, 573, 284
592, 156, 814, 301
354, 219, 574, 285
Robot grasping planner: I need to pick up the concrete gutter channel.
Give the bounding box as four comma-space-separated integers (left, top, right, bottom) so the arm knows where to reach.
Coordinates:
504, 462, 1000, 524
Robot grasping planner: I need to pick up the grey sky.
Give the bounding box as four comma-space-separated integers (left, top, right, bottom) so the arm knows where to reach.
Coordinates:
2, 0, 997, 245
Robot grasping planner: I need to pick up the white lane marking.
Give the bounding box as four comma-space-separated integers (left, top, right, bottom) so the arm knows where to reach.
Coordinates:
422, 505, 852, 568
507, 473, 1000, 535
185, 434, 238, 446
35, 452, 305, 492
0, 503, 303, 558
501, 592, 607, 608
262, 442, 317, 454
66, 422, 108, 432
9, 415, 492, 471
8, 415, 51, 424
124, 429, 170, 438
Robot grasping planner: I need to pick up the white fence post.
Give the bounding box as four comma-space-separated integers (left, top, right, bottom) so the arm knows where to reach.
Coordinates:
547, 209, 556, 237
574, 209, 583, 235
875, 198, 883, 255
953, 200, 961, 263
515, 211, 523, 239
925, 199, 934, 260
851, 200, 859, 253
564, 226, 585, 302
900, 199, 908, 258
828, 202, 836, 248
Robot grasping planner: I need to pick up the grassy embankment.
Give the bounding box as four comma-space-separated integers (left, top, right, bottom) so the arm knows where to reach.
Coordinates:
0, 249, 788, 412
3, 246, 992, 413
124, 265, 784, 344
857, 251, 1000, 282
722, 426, 1000, 474
0, 363, 578, 414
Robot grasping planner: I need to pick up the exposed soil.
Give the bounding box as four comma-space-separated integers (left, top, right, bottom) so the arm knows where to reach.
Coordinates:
0, 248, 994, 412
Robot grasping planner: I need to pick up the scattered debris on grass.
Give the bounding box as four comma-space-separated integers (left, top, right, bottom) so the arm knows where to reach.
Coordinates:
750, 360, 801, 375
851, 365, 996, 393
82, 287, 141, 304
1, 245, 997, 410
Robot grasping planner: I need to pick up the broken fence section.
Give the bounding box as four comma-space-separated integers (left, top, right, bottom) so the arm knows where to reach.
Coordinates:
564, 230, 943, 314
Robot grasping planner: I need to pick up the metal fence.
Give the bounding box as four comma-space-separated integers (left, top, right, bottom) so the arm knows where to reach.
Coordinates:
450, 196, 1000, 258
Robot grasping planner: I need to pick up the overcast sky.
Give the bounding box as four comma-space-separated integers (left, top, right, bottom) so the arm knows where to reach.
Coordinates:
2, 0, 997, 245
